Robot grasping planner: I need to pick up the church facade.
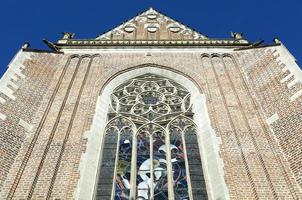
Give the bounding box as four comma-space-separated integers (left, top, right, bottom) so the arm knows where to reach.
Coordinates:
0, 8, 301, 199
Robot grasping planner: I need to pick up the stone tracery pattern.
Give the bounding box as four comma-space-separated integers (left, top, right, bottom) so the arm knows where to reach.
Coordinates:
95, 74, 208, 200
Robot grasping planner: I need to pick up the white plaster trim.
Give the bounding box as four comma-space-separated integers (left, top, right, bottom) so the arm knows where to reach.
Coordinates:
0, 97, 6, 104
0, 87, 16, 100
0, 112, 6, 121
10, 67, 26, 79
266, 113, 279, 125
8, 81, 18, 90
280, 73, 293, 83
287, 78, 300, 88
194, 94, 229, 200
271, 44, 302, 89
9, 74, 19, 82
290, 89, 302, 102
62, 48, 235, 54
0, 50, 31, 101
18, 119, 33, 133
75, 66, 229, 200
144, 23, 160, 28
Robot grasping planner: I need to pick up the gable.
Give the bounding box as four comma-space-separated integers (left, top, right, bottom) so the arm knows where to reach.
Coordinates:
96, 8, 208, 41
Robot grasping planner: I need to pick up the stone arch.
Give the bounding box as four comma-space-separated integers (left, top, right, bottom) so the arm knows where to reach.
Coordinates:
98, 63, 204, 94
75, 65, 229, 200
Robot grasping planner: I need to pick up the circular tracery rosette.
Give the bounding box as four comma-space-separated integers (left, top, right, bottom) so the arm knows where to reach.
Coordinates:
110, 74, 192, 127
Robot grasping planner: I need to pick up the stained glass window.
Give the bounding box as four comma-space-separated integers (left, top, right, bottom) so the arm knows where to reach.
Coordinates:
170, 127, 189, 199
136, 130, 151, 199
115, 128, 132, 199
95, 74, 208, 199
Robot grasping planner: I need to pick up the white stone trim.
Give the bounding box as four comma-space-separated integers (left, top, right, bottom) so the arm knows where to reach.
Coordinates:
75, 66, 229, 200
194, 93, 228, 199
0, 97, 6, 104
0, 50, 32, 101
271, 44, 302, 89
290, 89, 302, 102
18, 119, 33, 133
266, 113, 279, 125
280, 73, 293, 83
8, 81, 18, 90
10, 65, 26, 79
0, 112, 6, 121
0, 87, 16, 100
9, 74, 19, 82
288, 78, 300, 88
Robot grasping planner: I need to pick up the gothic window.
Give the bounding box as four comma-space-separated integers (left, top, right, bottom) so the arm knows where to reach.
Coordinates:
95, 74, 208, 200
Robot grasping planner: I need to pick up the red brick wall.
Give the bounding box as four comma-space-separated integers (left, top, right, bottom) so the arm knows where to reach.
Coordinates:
0, 49, 301, 199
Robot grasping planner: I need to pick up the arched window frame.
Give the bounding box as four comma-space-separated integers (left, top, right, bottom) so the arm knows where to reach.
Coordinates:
96, 73, 209, 200
76, 66, 229, 200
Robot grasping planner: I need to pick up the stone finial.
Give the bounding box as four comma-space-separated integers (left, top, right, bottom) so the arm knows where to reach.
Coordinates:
22, 42, 30, 49
231, 32, 244, 40
62, 32, 75, 39
273, 37, 281, 44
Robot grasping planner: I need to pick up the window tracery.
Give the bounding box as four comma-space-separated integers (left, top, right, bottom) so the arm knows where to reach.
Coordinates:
95, 74, 208, 200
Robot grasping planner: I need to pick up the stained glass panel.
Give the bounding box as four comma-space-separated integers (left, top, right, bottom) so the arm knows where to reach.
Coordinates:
170, 127, 190, 200
115, 130, 132, 200
96, 74, 208, 200
136, 132, 151, 199
185, 127, 208, 199
153, 131, 168, 199
96, 128, 118, 200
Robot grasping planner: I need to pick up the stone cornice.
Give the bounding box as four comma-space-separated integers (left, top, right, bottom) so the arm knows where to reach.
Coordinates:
56, 39, 250, 49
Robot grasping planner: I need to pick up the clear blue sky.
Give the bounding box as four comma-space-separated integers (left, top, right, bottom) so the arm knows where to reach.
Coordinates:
0, 0, 301, 77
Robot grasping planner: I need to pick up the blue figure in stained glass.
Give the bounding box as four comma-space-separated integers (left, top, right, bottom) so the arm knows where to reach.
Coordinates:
153, 132, 168, 200
115, 134, 132, 200
136, 133, 151, 199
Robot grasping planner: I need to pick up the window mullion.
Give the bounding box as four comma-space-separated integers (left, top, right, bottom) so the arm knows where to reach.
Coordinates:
165, 132, 175, 200
130, 135, 137, 199
111, 132, 121, 200
150, 134, 154, 200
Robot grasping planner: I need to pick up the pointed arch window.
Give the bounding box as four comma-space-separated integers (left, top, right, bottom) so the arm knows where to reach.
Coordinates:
95, 74, 208, 200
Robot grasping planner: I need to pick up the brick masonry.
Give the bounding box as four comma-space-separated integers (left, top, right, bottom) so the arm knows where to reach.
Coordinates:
0, 45, 301, 199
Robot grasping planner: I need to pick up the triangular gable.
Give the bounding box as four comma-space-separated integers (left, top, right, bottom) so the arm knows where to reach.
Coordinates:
96, 8, 208, 40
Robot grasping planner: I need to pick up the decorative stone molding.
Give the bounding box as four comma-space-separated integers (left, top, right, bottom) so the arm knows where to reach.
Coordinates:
272, 44, 302, 91
94, 8, 208, 41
